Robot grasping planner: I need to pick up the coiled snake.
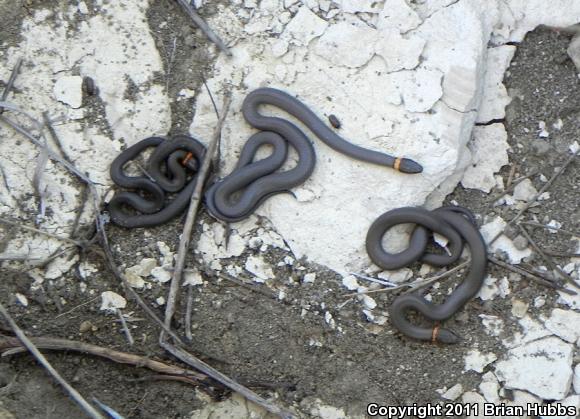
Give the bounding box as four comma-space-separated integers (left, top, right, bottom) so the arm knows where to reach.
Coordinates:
205, 87, 423, 222
108, 135, 206, 228
366, 206, 487, 343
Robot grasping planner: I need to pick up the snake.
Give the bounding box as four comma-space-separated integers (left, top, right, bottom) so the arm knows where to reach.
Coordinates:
205, 87, 423, 222
365, 206, 487, 344
108, 134, 206, 228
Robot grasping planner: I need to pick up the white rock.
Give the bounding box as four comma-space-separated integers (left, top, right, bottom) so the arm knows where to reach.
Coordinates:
465, 350, 497, 373
374, 29, 425, 72
342, 275, 359, 291
78, 261, 98, 280
503, 314, 551, 349
479, 372, 500, 403
184, 270, 204, 286
15, 293, 28, 307
547, 219, 563, 233
283, 6, 328, 46
361, 295, 377, 310
534, 296, 546, 308
441, 383, 463, 401
480, 217, 532, 264
461, 124, 509, 192
324, 311, 335, 329
460, 391, 486, 412
512, 179, 538, 202
574, 364, 580, 393
313, 22, 377, 68
157, 242, 174, 266
303, 273, 316, 283
390, 68, 443, 112
45, 254, 80, 280
570, 141, 580, 154
127, 258, 157, 277
477, 276, 499, 301
53, 76, 83, 108
544, 308, 580, 343
494, 336, 573, 400
511, 298, 528, 318
245, 255, 274, 282
376, 0, 422, 33
150, 266, 171, 283
156, 296, 165, 306
100, 291, 126, 312
77, 1, 89, 14
477, 46, 516, 123
124, 270, 145, 289
479, 314, 504, 337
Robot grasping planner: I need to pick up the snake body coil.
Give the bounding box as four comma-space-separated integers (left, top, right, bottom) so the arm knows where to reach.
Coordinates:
366, 206, 487, 344
205, 87, 423, 222
108, 135, 206, 228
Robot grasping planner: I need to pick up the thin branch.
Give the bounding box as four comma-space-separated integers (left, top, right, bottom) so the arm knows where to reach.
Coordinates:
117, 309, 134, 346
162, 93, 231, 341
0, 334, 207, 382
0, 58, 23, 103
487, 256, 575, 294
175, 0, 232, 56
160, 341, 295, 419
0, 303, 104, 419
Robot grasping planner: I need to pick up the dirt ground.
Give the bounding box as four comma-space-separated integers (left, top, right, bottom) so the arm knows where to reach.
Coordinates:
1, 2, 579, 419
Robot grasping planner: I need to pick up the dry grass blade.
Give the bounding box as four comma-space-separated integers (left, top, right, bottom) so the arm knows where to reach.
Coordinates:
0, 303, 104, 419
519, 220, 580, 237
0, 57, 23, 104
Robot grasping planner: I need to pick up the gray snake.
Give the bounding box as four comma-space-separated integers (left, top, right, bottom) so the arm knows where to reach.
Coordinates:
366, 206, 487, 343
108, 135, 206, 228
205, 87, 423, 222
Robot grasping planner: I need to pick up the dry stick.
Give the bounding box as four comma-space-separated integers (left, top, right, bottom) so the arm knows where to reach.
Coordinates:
162, 93, 231, 342
0, 57, 23, 104
0, 216, 84, 248
160, 341, 295, 419
117, 309, 134, 346
175, 0, 232, 56
0, 334, 207, 382
345, 260, 470, 297
544, 250, 580, 258
487, 255, 575, 294
0, 304, 104, 419
489, 150, 578, 246
519, 221, 580, 237
517, 224, 578, 288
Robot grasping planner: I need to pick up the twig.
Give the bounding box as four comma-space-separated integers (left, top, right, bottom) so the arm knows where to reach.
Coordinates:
0, 217, 85, 247
519, 221, 580, 237
0, 58, 23, 104
489, 150, 578, 245
517, 225, 578, 288
487, 256, 575, 294
160, 341, 295, 419
0, 303, 104, 419
506, 164, 517, 189
163, 93, 231, 342
544, 250, 580, 258
0, 334, 207, 382
175, 0, 232, 56
55, 296, 101, 319
346, 260, 470, 297
117, 309, 134, 346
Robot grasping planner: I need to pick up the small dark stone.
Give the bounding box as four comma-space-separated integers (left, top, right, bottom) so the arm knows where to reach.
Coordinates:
82, 76, 97, 96
328, 114, 341, 129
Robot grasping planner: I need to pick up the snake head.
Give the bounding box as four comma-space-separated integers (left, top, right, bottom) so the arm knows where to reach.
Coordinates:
397, 158, 423, 174
436, 328, 461, 344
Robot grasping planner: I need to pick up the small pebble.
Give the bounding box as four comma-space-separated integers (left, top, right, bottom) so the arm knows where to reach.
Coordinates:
512, 235, 529, 251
